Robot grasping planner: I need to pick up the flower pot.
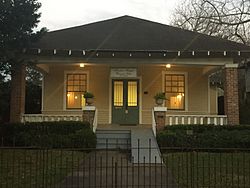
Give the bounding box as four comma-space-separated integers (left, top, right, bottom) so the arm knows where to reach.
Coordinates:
86, 98, 94, 106
155, 98, 164, 106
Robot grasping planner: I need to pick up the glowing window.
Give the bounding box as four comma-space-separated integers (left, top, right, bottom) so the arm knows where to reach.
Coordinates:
165, 74, 185, 110
66, 74, 87, 109
127, 81, 138, 106
114, 81, 123, 106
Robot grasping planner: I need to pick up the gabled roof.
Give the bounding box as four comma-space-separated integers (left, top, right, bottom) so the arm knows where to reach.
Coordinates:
34, 15, 250, 52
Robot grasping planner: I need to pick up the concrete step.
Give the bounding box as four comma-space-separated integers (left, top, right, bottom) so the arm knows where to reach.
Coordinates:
96, 129, 131, 149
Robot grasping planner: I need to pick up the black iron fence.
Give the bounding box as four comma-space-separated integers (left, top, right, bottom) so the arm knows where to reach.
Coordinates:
1, 142, 250, 187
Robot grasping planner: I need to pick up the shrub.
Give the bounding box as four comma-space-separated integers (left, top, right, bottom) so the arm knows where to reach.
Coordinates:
0, 121, 96, 148
157, 125, 250, 148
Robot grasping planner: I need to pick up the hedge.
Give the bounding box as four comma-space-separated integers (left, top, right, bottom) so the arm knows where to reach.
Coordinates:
0, 121, 96, 148
157, 125, 250, 148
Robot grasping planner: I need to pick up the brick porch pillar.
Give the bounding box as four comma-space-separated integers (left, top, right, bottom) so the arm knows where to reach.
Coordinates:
10, 62, 26, 123
224, 64, 239, 125
82, 106, 96, 126
153, 107, 167, 132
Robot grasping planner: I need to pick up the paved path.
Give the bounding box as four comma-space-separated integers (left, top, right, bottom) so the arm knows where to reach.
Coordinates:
131, 128, 162, 163
58, 151, 177, 188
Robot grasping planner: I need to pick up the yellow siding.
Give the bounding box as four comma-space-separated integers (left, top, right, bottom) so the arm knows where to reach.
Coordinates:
42, 63, 217, 125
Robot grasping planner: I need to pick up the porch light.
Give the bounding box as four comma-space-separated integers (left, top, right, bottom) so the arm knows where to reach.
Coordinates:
166, 64, 171, 69
75, 96, 78, 99
80, 63, 85, 68
67, 93, 71, 97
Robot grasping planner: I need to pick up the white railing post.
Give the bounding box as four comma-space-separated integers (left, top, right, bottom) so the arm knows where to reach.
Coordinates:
207, 117, 211, 125
200, 117, 204, 125
175, 116, 179, 125
194, 117, 197, 125
220, 117, 223, 125
214, 117, 217, 125
181, 116, 185, 124
169, 116, 173, 125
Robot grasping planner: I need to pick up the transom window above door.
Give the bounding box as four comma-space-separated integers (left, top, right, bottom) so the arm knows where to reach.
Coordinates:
66, 73, 87, 109
165, 74, 185, 110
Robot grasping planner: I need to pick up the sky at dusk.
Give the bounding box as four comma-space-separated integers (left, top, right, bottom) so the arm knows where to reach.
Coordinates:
38, 0, 179, 31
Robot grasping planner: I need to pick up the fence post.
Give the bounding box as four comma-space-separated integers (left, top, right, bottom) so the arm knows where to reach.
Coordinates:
115, 162, 118, 188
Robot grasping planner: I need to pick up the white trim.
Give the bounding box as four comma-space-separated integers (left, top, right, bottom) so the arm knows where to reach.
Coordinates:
139, 76, 142, 124
215, 86, 218, 114
108, 77, 112, 124
162, 71, 188, 111
63, 70, 89, 111
153, 107, 167, 112
82, 106, 96, 111
225, 64, 239, 68
208, 78, 210, 113
35, 57, 234, 66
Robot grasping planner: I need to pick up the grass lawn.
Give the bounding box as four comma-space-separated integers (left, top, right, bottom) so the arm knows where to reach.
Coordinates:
163, 151, 250, 188
0, 148, 85, 188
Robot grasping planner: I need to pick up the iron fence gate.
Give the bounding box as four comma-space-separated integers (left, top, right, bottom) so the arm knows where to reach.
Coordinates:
1, 142, 250, 187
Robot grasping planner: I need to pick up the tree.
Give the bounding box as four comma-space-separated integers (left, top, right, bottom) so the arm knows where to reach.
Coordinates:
0, 0, 46, 122
171, 0, 250, 45
171, 0, 250, 123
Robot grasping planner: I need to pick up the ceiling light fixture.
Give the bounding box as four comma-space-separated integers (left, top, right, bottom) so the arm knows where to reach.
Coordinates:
166, 64, 171, 69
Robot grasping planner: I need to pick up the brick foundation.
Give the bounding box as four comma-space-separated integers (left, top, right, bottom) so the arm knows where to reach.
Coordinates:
224, 65, 240, 125
10, 63, 26, 123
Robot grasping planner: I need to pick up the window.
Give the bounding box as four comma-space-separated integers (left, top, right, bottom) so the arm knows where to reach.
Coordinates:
127, 81, 138, 106
114, 81, 123, 106
66, 73, 87, 109
165, 74, 185, 110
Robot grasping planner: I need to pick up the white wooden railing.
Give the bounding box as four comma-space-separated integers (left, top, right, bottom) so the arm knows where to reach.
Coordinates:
21, 114, 83, 123
21, 111, 98, 133
166, 115, 228, 126
152, 110, 157, 136
92, 109, 98, 133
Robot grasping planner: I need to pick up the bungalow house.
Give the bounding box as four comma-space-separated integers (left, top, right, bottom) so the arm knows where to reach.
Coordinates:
11, 15, 250, 128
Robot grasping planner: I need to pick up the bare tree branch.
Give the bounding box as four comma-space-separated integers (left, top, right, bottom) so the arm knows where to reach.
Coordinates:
171, 0, 250, 44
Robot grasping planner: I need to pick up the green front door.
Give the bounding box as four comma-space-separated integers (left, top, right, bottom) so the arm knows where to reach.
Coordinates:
112, 80, 139, 125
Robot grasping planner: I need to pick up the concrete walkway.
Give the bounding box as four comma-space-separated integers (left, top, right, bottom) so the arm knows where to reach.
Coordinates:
131, 128, 162, 163
58, 151, 177, 188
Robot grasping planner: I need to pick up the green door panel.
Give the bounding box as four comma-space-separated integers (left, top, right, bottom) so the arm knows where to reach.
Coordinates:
112, 80, 139, 125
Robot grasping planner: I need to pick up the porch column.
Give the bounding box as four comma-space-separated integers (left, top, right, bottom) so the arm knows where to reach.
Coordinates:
153, 107, 167, 131
10, 62, 26, 123
224, 64, 239, 125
